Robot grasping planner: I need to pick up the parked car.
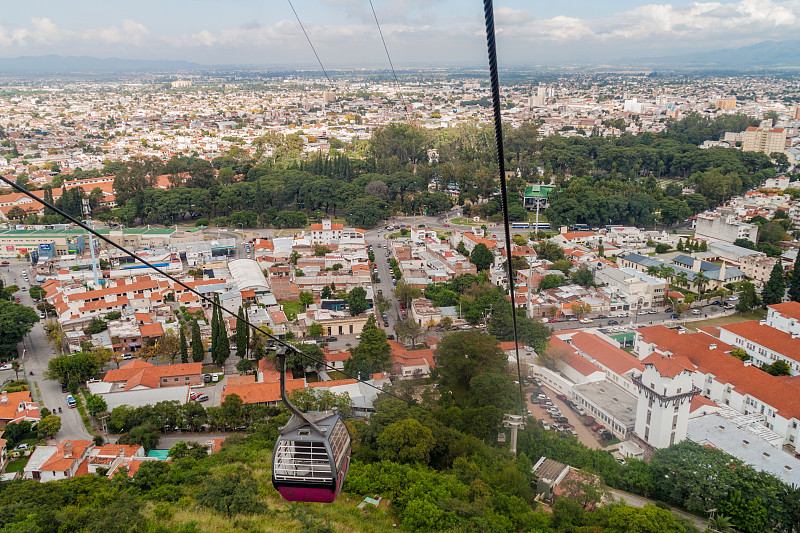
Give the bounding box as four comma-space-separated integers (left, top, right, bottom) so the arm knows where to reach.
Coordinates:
0, 261, 8, 266
203, 374, 212, 383
540, 420, 550, 430
584, 416, 595, 426
67, 396, 77, 408
13, 443, 29, 451
692, 309, 701, 315
664, 307, 673, 313
0, 363, 12, 371
553, 416, 568, 423
194, 394, 209, 402
591, 424, 605, 432
670, 313, 679, 319
61, 383, 68, 393
647, 309, 657, 314
712, 301, 723, 306
608, 320, 619, 325
556, 393, 568, 402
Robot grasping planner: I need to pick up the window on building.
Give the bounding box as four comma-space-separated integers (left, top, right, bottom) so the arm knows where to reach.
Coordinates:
644, 427, 649, 441
672, 415, 678, 429
670, 432, 676, 446
646, 410, 651, 425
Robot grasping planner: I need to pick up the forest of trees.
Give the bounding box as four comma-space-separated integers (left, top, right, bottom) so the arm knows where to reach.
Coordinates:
15, 112, 781, 231
2, 330, 796, 532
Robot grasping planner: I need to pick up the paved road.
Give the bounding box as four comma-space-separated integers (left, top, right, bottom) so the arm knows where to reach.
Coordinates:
608, 489, 708, 530
2, 260, 92, 442
365, 230, 404, 336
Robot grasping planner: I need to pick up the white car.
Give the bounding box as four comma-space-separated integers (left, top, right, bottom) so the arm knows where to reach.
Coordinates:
0, 363, 12, 371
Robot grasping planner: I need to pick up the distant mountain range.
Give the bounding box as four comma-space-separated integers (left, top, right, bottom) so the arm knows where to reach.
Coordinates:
0, 55, 203, 73
625, 40, 800, 69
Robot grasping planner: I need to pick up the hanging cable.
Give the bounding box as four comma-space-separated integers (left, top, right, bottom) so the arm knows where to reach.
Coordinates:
0, 175, 415, 405
481, 0, 525, 414
287, 0, 333, 85
368, 0, 408, 119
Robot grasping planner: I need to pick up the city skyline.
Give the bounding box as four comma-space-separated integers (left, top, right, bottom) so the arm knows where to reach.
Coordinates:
1, 0, 799, 66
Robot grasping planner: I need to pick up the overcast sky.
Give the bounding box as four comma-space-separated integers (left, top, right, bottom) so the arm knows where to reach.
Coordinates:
0, 0, 798, 66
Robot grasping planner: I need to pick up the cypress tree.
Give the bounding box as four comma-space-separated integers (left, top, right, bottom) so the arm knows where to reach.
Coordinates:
217, 305, 230, 365
211, 295, 220, 363
180, 327, 189, 364
191, 319, 204, 363
762, 263, 786, 306
236, 306, 247, 359
789, 258, 800, 303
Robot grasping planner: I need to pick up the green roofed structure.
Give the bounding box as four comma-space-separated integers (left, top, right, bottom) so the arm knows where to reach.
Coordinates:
0, 226, 176, 259
523, 185, 556, 210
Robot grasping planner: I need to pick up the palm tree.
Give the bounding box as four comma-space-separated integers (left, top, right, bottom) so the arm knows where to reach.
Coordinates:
695, 271, 710, 298
646, 265, 660, 277
674, 271, 689, 289
659, 265, 675, 281
708, 514, 732, 532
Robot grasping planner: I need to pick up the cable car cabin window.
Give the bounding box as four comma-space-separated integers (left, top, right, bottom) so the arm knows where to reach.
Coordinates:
329, 419, 350, 470
273, 440, 332, 482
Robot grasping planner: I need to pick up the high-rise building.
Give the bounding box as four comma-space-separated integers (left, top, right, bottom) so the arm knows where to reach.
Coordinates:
322, 91, 337, 104
716, 97, 736, 110
742, 126, 787, 155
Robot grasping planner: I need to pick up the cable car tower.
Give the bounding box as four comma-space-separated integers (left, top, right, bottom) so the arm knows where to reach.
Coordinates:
81, 199, 100, 287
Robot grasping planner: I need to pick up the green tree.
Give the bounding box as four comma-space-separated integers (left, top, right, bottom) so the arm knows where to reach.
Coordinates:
762, 263, 786, 306
308, 322, 324, 338
436, 331, 506, 393
469, 373, 519, 411
765, 360, 791, 376
86, 317, 108, 334
788, 258, 800, 303
45, 350, 106, 391
377, 418, 435, 465
535, 240, 565, 262
28, 286, 46, 300
659, 197, 692, 225
299, 291, 314, 308
570, 265, 595, 287
0, 300, 38, 357
86, 395, 108, 416
551, 259, 573, 274
235, 358, 253, 375
196, 466, 264, 518
736, 281, 759, 313
191, 319, 204, 363
394, 318, 424, 348
538, 273, 565, 290
733, 238, 756, 250
321, 285, 332, 299
347, 286, 368, 316
394, 280, 422, 308
235, 307, 247, 359
37, 414, 61, 438
288, 388, 352, 414
469, 243, 494, 271
118, 424, 160, 452
344, 315, 391, 377
179, 327, 189, 364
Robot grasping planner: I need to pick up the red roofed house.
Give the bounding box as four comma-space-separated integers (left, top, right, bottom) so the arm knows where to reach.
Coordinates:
103, 360, 203, 391
222, 378, 306, 406
23, 440, 94, 482
0, 390, 41, 429
389, 340, 435, 378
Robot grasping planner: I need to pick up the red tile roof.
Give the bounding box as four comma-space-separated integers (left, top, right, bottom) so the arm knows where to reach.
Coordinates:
568, 332, 644, 375
103, 361, 202, 390
222, 379, 305, 404
309, 379, 358, 388
719, 320, 800, 363
768, 301, 800, 320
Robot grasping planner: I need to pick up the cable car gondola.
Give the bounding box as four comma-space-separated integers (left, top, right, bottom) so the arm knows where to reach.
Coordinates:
271, 346, 351, 503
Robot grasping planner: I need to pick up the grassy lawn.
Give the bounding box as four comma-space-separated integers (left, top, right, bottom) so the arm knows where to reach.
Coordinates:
682, 309, 766, 331
4, 457, 27, 474
278, 300, 303, 319
526, 212, 549, 222
201, 365, 223, 374
327, 371, 348, 380
448, 217, 478, 226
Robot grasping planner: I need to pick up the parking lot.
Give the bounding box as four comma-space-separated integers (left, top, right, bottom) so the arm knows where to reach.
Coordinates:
525, 382, 605, 450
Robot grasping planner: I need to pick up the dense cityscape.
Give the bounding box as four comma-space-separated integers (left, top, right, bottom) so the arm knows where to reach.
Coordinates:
1, 4, 800, 533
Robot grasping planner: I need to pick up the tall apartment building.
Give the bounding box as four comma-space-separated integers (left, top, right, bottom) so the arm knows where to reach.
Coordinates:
742, 126, 787, 155
694, 212, 759, 244
716, 98, 736, 110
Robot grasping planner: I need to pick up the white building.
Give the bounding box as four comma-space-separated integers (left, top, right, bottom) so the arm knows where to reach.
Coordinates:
695, 212, 759, 245
632, 359, 699, 449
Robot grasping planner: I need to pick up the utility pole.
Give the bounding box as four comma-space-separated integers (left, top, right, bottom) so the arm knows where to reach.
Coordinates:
503, 414, 525, 454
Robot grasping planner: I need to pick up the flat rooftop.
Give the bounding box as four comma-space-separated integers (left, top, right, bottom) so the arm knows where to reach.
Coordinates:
573, 380, 637, 428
